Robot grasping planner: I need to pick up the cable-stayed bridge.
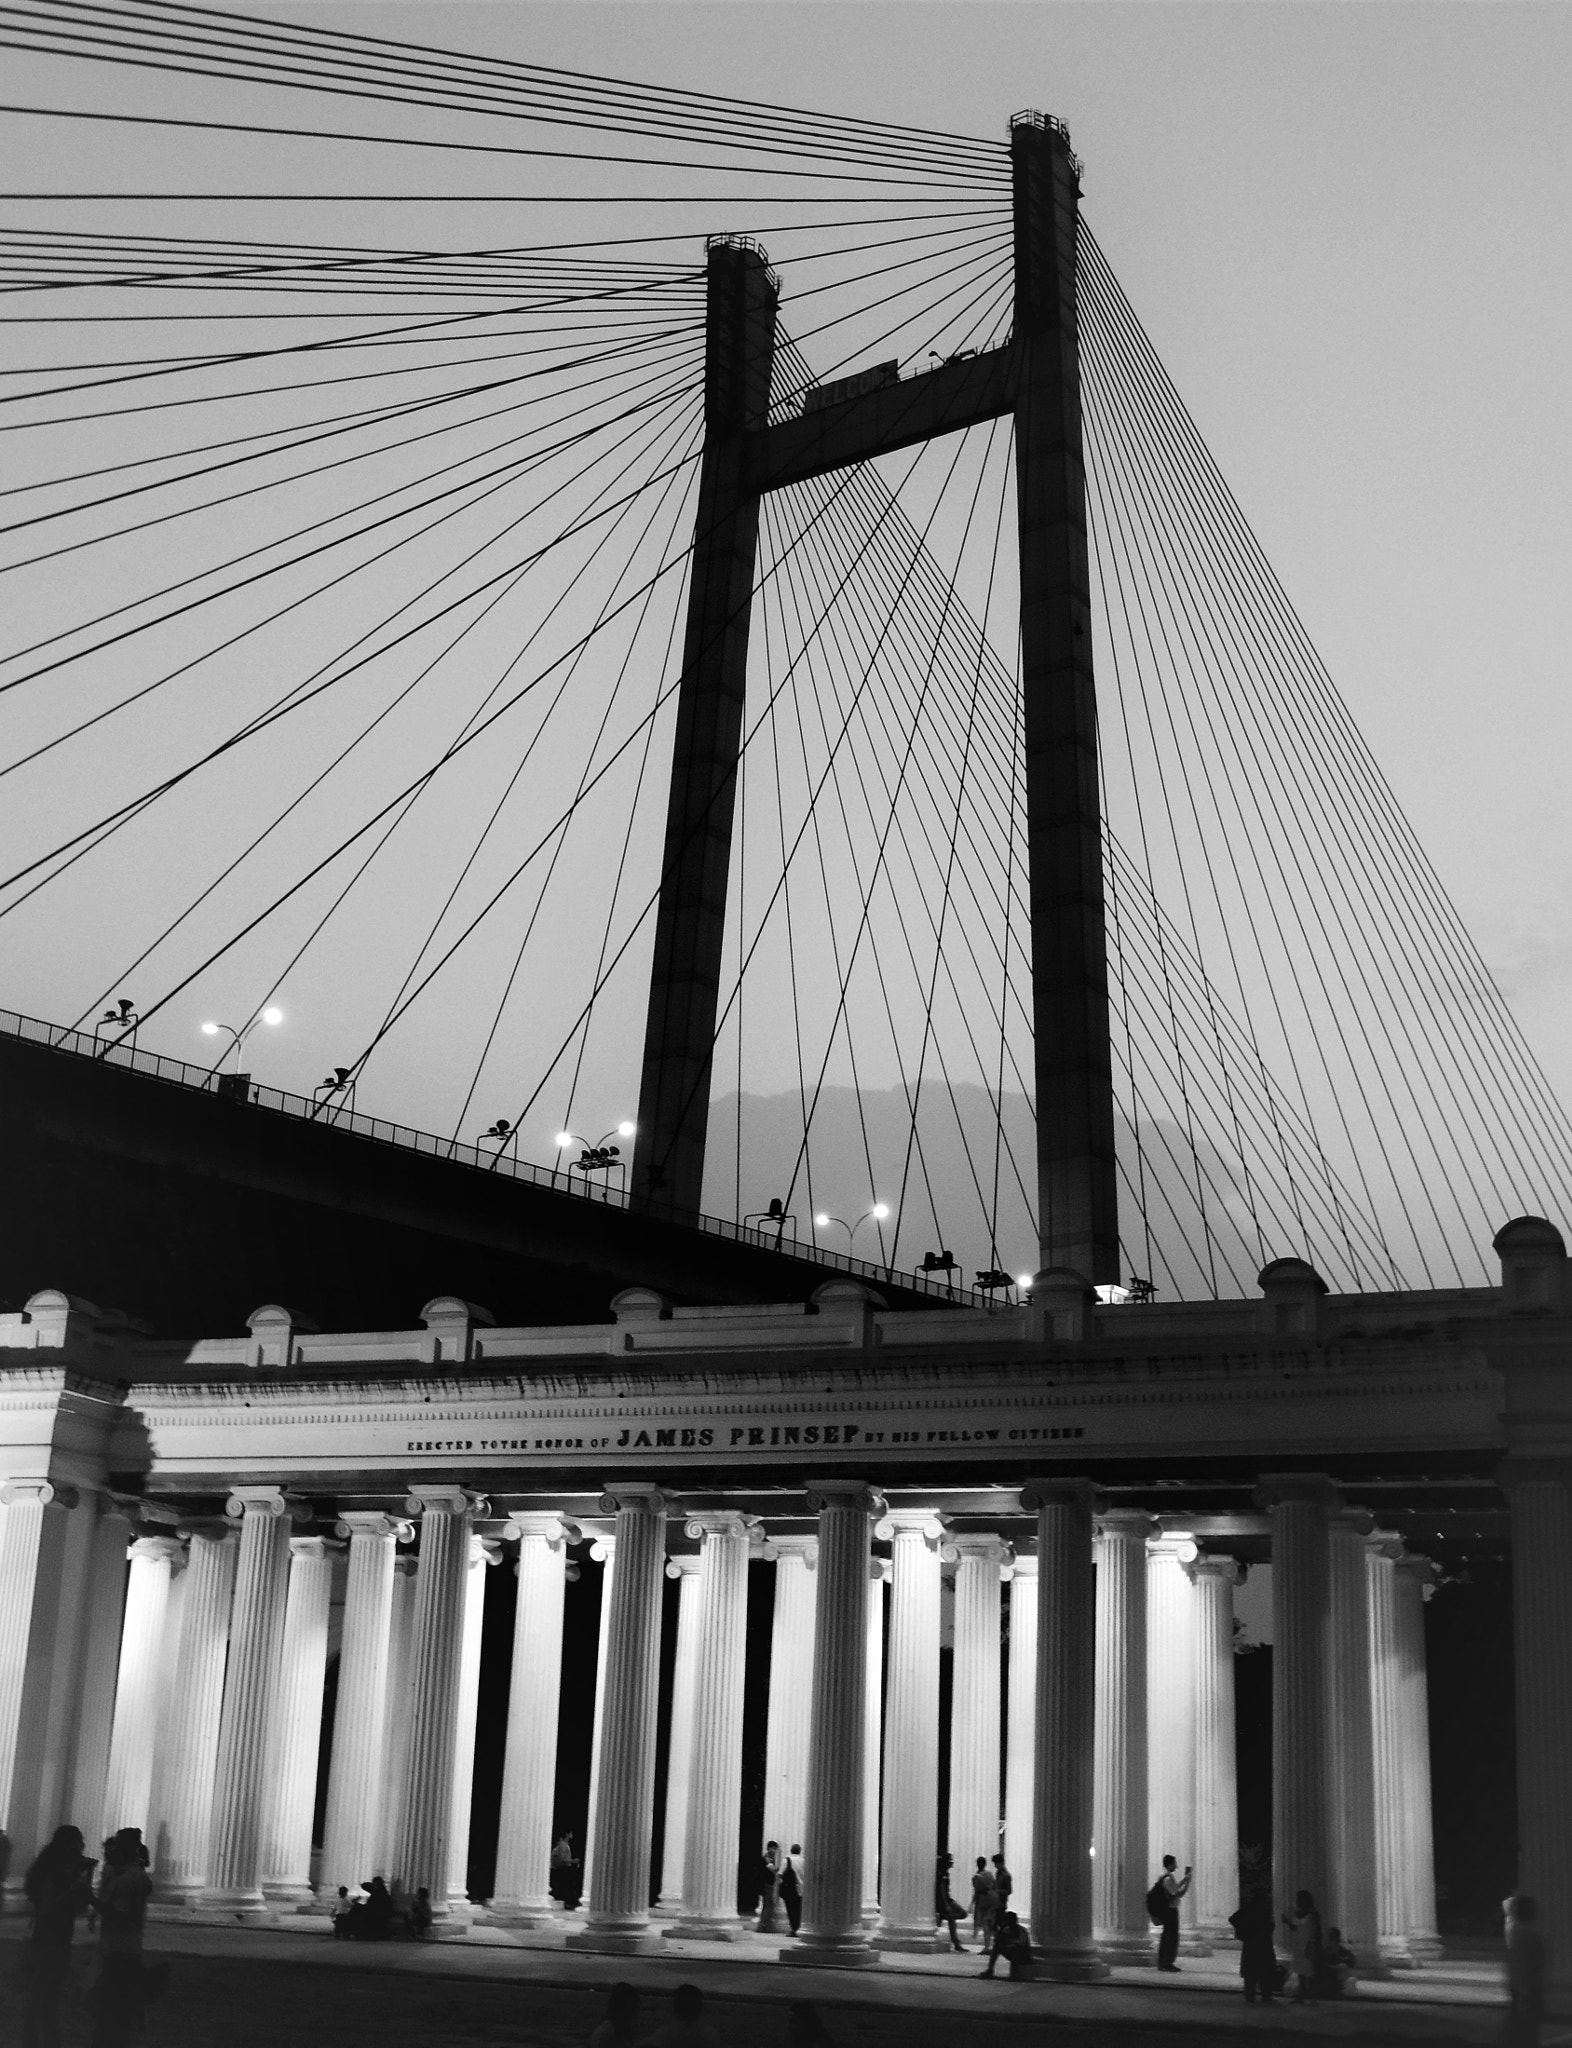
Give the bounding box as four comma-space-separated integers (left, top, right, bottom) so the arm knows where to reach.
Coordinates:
2, 3, 1568, 1331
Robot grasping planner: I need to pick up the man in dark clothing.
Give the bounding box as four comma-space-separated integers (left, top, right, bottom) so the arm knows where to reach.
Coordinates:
779, 1844, 804, 1935
980, 1910, 1034, 1979
1154, 1854, 1192, 1972
23, 1825, 95, 2048
1229, 1889, 1278, 2003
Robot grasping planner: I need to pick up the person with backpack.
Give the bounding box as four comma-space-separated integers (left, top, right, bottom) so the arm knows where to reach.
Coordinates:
1147, 1854, 1191, 1971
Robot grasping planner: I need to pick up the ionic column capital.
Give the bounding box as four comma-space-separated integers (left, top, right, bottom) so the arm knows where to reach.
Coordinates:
128, 1533, 185, 1565
1147, 1531, 1199, 1565
1185, 1553, 1243, 1586
684, 1509, 756, 1542
225, 1485, 290, 1520
806, 1479, 884, 1517
1095, 1508, 1156, 1542
0, 1477, 77, 1509
1006, 1549, 1038, 1580
335, 1511, 410, 1542
598, 1481, 669, 1518
1365, 1529, 1405, 1561
665, 1553, 703, 1580
1254, 1471, 1340, 1512
288, 1534, 337, 1562
405, 1484, 488, 1518
769, 1533, 819, 1568
504, 1510, 579, 1548
941, 1531, 1012, 1569
1020, 1477, 1102, 1514
1330, 1508, 1376, 1537
1394, 1553, 1441, 1591
874, 1507, 948, 1544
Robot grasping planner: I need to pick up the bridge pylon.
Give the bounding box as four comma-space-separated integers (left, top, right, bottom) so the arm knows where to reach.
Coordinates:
633, 117, 1119, 1286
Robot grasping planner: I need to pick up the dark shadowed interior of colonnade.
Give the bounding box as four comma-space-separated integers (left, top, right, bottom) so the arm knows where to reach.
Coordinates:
307, 1539, 1518, 1934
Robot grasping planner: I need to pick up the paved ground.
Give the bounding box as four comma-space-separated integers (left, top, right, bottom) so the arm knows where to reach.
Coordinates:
0, 1915, 1537, 2048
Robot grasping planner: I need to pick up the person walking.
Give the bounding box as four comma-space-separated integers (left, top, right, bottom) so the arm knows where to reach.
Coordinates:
990, 1853, 1012, 1917
1228, 1886, 1278, 2004
1152, 1853, 1191, 1972
979, 1909, 1034, 1979
779, 1843, 804, 1936
970, 1856, 997, 1949
1505, 1894, 1546, 2048
91, 1829, 154, 2048
757, 1840, 783, 1933
1282, 1888, 1323, 2003
934, 1853, 965, 1951
22, 1825, 95, 2048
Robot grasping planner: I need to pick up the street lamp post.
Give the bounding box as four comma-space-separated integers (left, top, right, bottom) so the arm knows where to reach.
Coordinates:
200, 1005, 283, 1101
812, 1202, 891, 1266
555, 1122, 635, 1199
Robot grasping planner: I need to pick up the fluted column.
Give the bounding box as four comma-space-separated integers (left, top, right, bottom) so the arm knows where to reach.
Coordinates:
1004, 1552, 1038, 1927
580, 1529, 615, 1902
873, 1508, 946, 1949
207, 1488, 292, 1911
154, 1525, 238, 1901
862, 1558, 886, 1924
379, 1555, 418, 1873
261, 1536, 337, 1906
1394, 1553, 1441, 1960
658, 1554, 703, 1910
1146, 1531, 1201, 1946
947, 1535, 1009, 1886
1260, 1473, 1335, 1923
396, 1486, 485, 1914
1188, 1555, 1241, 1942
102, 1533, 184, 1838
1326, 1513, 1378, 1959
65, 1496, 135, 1851
1093, 1512, 1150, 1953
0, 1480, 77, 1846
1366, 1534, 1413, 1966
672, 1512, 752, 1939
320, 1514, 403, 1897
763, 1536, 818, 1858
781, 1480, 882, 1965
1503, 1459, 1572, 2008
570, 1484, 668, 1952
491, 1512, 577, 1923
146, 1559, 191, 1858
1023, 1480, 1107, 1979
446, 1534, 496, 1911
33, 1490, 100, 1868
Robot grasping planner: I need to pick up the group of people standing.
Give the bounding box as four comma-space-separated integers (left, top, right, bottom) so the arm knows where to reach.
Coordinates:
754, 1841, 804, 1934
18, 1821, 163, 2048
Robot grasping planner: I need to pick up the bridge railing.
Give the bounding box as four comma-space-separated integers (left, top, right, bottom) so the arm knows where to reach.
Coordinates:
0, 1007, 991, 1308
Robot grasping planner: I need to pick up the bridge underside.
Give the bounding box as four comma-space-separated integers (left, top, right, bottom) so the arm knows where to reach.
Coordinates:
0, 1028, 956, 1337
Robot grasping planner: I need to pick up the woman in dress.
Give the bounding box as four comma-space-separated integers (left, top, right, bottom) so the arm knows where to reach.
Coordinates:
757, 1840, 783, 1933
970, 1855, 997, 1951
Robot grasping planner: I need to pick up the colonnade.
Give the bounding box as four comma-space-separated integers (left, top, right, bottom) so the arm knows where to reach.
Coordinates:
0, 1472, 1459, 1970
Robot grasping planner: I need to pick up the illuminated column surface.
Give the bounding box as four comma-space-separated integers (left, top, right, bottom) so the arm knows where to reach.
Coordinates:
396, 1486, 485, 1916
947, 1535, 1010, 1888
1394, 1554, 1442, 1960
206, 1489, 292, 1913
1024, 1480, 1107, 1980
102, 1533, 183, 1840
1146, 1531, 1203, 1948
862, 1557, 886, 1925
1261, 1474, 1336, 1924
320, 1513, 403, 1898
658, 1553, 703, 1911
1003, 1552, 1038, 1928
1092, 1512, 1150, 1954
571, 1485, 669, 1953
1188, 1554, 1242, 1944
671, 1512, 753, 1939
874, 1509, 947, 1950
1326, 1514, 1378, 1961
780, 1480, 881, 1966
65, 1495, 137, 1853
762, 1535, 818, 1861
490, 1512, 577, 1924
156, 1525, 238, 1902
445, 1533, 496, 1912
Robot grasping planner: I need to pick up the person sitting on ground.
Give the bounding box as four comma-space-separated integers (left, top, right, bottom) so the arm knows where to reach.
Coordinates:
329, 1885, 355, 1939
638, 1981, 720, 2047
357, 1874, 394, 1940
408, 1886, 433, 1938
933, 1851, 965, 1951
1228, 1886, 1278, 2004
784, 2000, 835, 2046
589, 1980, 640, 2048
979, 1908, 1034, 1980
1319, 1925, 1356, 1997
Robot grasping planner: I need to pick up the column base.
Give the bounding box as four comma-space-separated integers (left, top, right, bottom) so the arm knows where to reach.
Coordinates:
1094, 1929, 1158, 1961
1408, 1934, 1445, 1964
1033, 1941, 1111, 1982
201, 1888, 275, 1921
566, 1923, 664, 1955
872, 1925, 944, 1954
779, 1933, 880, 1968
664, 1917, 749, 1942
262, 1881, 316, 1909
488, 1896, 560, 1928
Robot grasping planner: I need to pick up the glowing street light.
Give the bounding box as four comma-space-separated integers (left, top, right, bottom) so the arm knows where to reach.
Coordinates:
813, 1202, 890, 1259
200, 1004, 283, 1078
555, 1122, 635, 1196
